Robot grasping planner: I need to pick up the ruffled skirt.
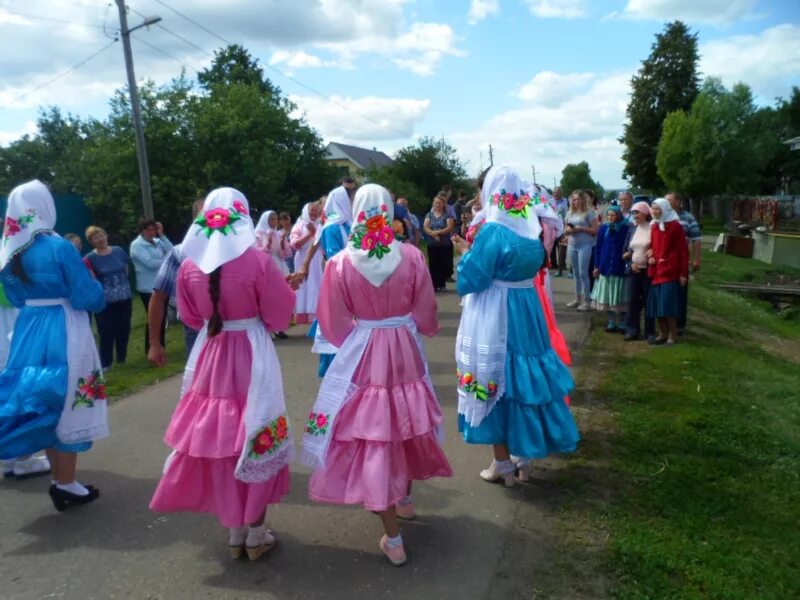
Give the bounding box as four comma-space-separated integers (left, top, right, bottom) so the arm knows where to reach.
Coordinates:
591, 275, 628, 311
150, 330, 289, 527
0, 305, 91, 458
309, 327, 452, 511
458, 287, 579, 458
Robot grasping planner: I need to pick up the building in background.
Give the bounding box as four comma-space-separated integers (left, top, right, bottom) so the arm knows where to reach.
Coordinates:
325, 142, 394, 181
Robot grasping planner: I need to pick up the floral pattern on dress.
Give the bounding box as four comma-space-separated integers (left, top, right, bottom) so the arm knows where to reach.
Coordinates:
456, 368, 497, 401
490, 189, 534, 219
72, 370, 107, 409
249, 415, 290, 458
3, 208, 37, 243
304, 411, 330, 436
349, 204, 395, 259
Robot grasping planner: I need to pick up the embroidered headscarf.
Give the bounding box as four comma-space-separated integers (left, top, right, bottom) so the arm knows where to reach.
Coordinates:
651, 198, 679, 232
181, 187, 254, 274
482, 166, 542, 240
525, 181, 563, 236
606, 205, 624, 232
314, 185, 352, 244
344, 184, 402, 287
1, 180, 58, 270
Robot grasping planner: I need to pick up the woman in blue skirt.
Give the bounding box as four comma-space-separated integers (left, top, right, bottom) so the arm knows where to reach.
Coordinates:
453, 166, 579, 487
0, 180, 106, 511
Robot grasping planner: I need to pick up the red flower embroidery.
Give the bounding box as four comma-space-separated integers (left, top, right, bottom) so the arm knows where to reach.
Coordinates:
3, 217, 20, 237
205, 208, 230, 229
233, 200, 248, 215
253, 428, 275, 455
316, 414, 328, 428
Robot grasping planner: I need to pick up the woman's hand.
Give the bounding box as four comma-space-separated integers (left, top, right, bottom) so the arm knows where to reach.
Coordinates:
622, 251, 632, 260
592, 268, 600, 279
631, 263, 640, 274
307, 222, 316, 235
451, 234, 469, 255
679, 276, 688, 287
648, 257, 656, 265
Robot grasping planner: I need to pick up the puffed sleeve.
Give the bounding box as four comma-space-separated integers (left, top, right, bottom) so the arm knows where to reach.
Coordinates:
456, 223, 500, 296
176, 261, 203, 332
409, 248, 439, 336
60, 240, 105, 312
320, 226, 346, 259
255, 252, 294, 332
317, 257, 355, 348
289, 223, 307, 250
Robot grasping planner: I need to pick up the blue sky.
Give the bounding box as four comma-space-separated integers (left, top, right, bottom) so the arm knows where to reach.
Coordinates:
1, 0, 798, 189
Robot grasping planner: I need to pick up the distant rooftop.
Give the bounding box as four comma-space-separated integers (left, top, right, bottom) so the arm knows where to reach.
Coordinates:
326, 142, 394, 170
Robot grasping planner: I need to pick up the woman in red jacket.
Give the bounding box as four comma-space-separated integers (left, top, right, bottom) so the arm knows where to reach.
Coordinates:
646, 198, 688, 346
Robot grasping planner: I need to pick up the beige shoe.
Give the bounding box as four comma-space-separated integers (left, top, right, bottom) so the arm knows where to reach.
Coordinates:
577, 302, 591, 312
479, 460, 515, 487
379, 535, 407, 566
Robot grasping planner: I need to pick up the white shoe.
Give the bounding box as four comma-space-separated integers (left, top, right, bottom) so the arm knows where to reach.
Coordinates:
510, 455, 531, 482
479, 460, 515, 487
566, 299, 581, 308
577, 302, 591, 312
12, 455, 51, 479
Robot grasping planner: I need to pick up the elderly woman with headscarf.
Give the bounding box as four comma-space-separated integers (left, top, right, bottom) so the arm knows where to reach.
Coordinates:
622, 201, 656, 342
290, 201, 323, 325
150, 188, 296, 561
453, 166, 579, 488
0, 180, 106, 511
590, 204, 631, 332
646, 198, 688, 345
302, 184, 452, 567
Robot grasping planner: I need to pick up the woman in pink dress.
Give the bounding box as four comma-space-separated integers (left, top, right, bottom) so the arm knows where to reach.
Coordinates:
290, 201, 323, 325
255, 210, 293, 339
150, 187, 295, 561
302, 184, 452, 567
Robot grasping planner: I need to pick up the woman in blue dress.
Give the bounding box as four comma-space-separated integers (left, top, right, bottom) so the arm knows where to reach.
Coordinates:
0, 180, 107, 511
296, 185, 353, 377
453, 166, 579, 487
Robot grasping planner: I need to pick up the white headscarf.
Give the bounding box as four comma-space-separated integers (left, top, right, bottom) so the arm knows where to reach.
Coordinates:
291, 202, 320, 239
526, 181, 563, 236
482, 166, 542, 240
255, 210, 277, 235
181, 187, 254, 274
344, 184, 402, 287
651, 197, 679, 232
1, 180, 58, 270
314, 186, 352, 244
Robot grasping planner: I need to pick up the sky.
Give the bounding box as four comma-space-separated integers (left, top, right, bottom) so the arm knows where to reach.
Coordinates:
0, 0, 799, 189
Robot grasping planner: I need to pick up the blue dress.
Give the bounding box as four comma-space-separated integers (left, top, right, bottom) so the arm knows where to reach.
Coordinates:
0, 235, 105, 458
456, 223, 580, 458
308, 224, 349, 377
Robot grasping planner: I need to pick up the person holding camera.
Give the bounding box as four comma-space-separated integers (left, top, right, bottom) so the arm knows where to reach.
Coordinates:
130, 217, 173, 354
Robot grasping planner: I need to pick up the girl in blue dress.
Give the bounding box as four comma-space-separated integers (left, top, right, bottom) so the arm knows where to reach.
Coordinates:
0, 180, 106, 511
453, 167, 579, 487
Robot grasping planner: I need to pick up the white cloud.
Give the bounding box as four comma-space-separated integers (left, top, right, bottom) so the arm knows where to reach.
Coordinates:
290, 95, 430, 142
623, 0, 757, 25
451, 71, 632, 187
468, 0, 500, 25
524, 0, 587, 19
700, 24, 800, 100
0, 121, 38, 146
517, 71, 595, 106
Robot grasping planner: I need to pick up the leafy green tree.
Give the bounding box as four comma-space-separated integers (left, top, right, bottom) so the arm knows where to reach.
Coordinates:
560, 161, 603, 198
621, 20, 700, 192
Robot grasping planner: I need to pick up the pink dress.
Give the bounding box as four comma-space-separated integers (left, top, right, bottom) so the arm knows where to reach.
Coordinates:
308, 245, 453, 511
150, 248, 295, 527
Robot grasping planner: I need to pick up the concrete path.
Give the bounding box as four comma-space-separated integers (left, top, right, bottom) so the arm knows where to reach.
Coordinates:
0, 277, 591, 600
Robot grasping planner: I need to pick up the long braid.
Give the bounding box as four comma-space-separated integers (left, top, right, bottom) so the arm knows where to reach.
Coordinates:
208, 267, 222, 336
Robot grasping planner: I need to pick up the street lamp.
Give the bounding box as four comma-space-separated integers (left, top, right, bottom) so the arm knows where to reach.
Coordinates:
115, 1, 161, 219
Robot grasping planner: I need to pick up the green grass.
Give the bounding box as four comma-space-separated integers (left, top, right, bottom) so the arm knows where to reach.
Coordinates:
553, 251, 800, 599
700, 216, 727, 235
99, 300, 187, 400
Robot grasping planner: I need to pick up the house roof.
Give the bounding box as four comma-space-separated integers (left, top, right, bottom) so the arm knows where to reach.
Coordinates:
326, 142, 394, 170
784, 136, 800, 150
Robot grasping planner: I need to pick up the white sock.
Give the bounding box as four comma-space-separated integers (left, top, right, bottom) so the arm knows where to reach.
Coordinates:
246, 525, 274, 546
386, 534, 403, 548
398, 495, 413, 506
56, 481, 89, 496
228, 526, 247, 546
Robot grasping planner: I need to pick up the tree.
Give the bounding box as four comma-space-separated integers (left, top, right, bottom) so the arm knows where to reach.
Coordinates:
657, 78, 763, 202
368, 137, 468, 213
620, 21, 700, 192
559, 161, 603, 198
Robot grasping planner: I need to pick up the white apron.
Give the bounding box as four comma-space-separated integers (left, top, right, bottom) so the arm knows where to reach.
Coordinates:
26, 298, 109, 445
179, 317, 292, 483
0, 305, 18, 369
455, 279, 534, 427
302, 313, 441, 470
294, 236, 323, 315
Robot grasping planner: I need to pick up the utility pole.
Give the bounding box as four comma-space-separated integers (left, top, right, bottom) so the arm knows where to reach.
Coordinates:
531, 164, 537, 185
115, 1, 160, 219
488, 144, 494, 166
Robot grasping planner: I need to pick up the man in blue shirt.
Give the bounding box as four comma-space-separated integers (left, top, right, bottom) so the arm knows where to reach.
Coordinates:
397, 197, 419, 245
130, 218, 173, 354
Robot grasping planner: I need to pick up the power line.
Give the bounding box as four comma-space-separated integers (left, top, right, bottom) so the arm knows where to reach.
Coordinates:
130, 6, 210, 56
0, 9, 107, 30
132, 33, 184, 66
149, 0, 413, 140
0, 39, 118, 110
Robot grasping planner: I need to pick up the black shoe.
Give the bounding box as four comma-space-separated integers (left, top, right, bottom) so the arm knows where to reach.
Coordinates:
274, 331, 288, 340
49, 484, 100, 512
